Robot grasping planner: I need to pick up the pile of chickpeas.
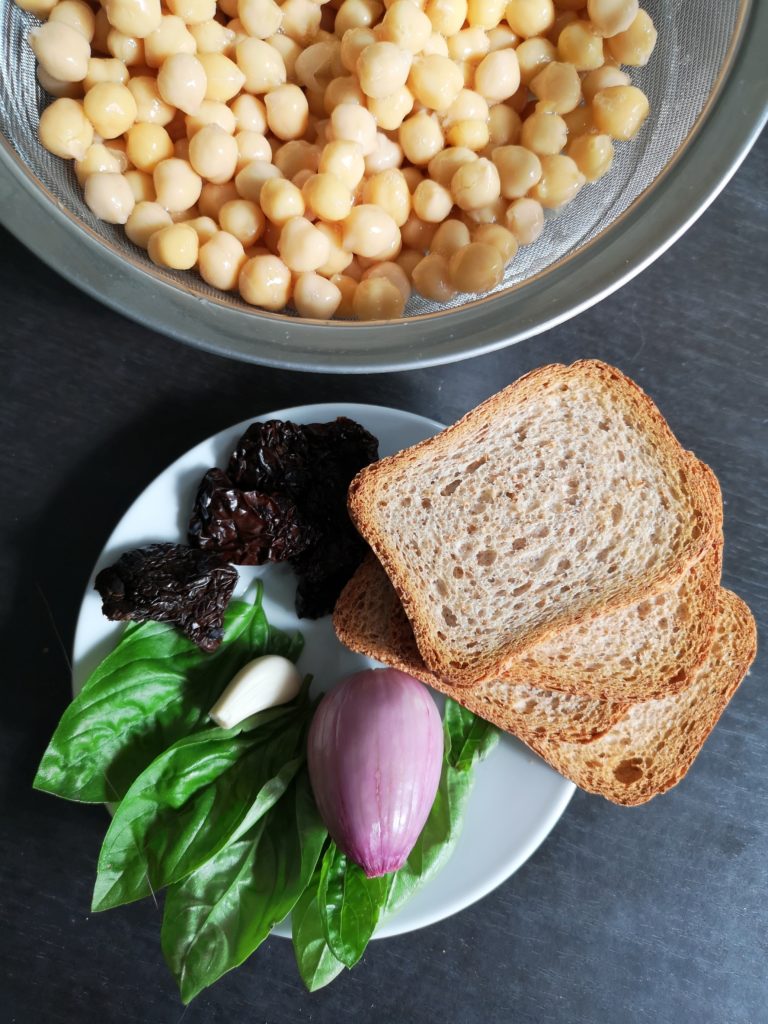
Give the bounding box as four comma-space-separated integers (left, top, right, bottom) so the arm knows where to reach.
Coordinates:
20, 0, 656, 321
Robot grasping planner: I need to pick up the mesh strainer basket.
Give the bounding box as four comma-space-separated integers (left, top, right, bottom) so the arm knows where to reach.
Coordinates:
1, 1, 766, 371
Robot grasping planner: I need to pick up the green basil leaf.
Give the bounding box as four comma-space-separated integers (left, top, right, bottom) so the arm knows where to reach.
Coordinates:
443, 698, 499, 771
161, 769, 326, 1004
34, 586, 303, 803
291, 869, 346, 992
92, 706, 307, 911
317, 844, 393, 969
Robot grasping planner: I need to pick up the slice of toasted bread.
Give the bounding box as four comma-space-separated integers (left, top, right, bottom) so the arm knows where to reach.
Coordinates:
333, 555, 630, 744
525, 590, 757, 805
348, 360, 723, 685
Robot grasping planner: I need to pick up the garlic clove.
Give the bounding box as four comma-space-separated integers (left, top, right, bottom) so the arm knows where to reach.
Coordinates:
209, 655, 302, 729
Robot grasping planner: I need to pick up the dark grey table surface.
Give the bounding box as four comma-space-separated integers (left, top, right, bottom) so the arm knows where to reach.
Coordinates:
2, 134, 766, 1024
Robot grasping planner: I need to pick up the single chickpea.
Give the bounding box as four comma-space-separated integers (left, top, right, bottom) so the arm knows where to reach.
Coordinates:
157, 53, 207, 115
411, 179, 453, 222
38, 97, 93, 159
199, 180, 239, 218
408, 55, 464, 112
331, 273, 358, 317
582, 65, 630, 104
124, 200, 173, 247
451, 157, 501, 211
420, 31, 450, 57
505, 195, 544, 244
302, 172, 353, 221
236, 39, 287, 94
197, 53, 246, 103
274, 140, 320, 178
188, 124, 239, 183
319, 139, 366, 188
128, 76, 175, 125
515, 37, 557, 86
144, 15, 195, 68
492, 144, 543, 198
504, 0, 555, 38
265, 85, 310, 141
230, 94, 268, 134
520, 109, 568, 155
106, 29, 144, 66
218, 198, 265, 245
446, 120, 490, 152
467, 0, 506, 30
29, 22, 90, 83
412, 252, 455, 300
330, 103, 378, 155
323, 76, 363, 115
169, 0, 217, 22
424, 0, 468, 37
530, 60, 582, 114
364, 132, 403, 174
529, 153, 585, 207
50, 1, 96, 42
75, 141, 127, 184
563, 104, 596, 135
380, 1, 433, 53
37, 66, 83, 100
280, 0, 322, 43
314, 221, 354, 275
472, 222, 518, 262
353, 276, 405, 320
235, 131, 272, 172
592, 84, 649, 139
343, 204, 400, 257
558, 20, 604, 70
448, 241, 504, 292
487, 105, 522, 149
103, 0, 162, 38
400, 211, 437, 250
198, 230, 247, 289
334, 0, 384, 37
293, 272, 342, 318
83, 58, 129, 91
486, 23, 520, 51
399, 110, 444, 166
356, 42, 412, 100
186, 100, 238, 137
447, 27, 490, 63
566, 132, 614, 180
277, 216, 332, 271
183, 215, 218, 244
362, 168, 411, 225
400, 165, 424, 192
153, 157, 203, 211
259, 177, 306, 224
83, 82, 137, 139
126, 122, 174, 172
588, 0, 639, 39
239, 253, 292, 308
367, 86, 415, 131
189, 19, 236, 54
238, 0, 283, 39
362, 260, 411, 305
606, 10, 657, 66
147, 222, 199, 269
84, 171, 135, 223
235, 160, 283, 201
474, 50, 521, 104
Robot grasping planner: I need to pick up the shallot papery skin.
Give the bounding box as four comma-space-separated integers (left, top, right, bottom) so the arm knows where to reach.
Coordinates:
307, 669, 444, 878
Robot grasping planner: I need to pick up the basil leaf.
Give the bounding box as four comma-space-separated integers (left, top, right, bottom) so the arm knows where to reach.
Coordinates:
34, 586, 303, 803
161, 769, 326, 1004
92, 707, 306, 911
444, 698, 499, 772
291, 869, 345, 992
317, 844, 393, 969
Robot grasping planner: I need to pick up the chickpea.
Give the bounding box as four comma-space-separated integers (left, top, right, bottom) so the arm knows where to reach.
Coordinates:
264, 85, 310, 141
486, 23, 520, 51
238, 0, 283, 39
264, 32, 302, 78
293, 272, 342, 318
330, 103, 378, 155
335, 0, 383, 37
365, 132, 403, 174
587, 0, 639, 39
147, 222, 199, 269
274, 139, 320, 178
424, 0, 468, 37
234, 131, 271, 172
106, 29, 144, 66
144, 16, 195, 68
362, 260, 411, 305
493, 144, 542, 198
127, 75, 174, 125
278, 216, 332, 271
408, 55, 464, 112
343, 204, 400, 257
126, 122, 174, 172
195, 53, 245, 104
362, 168, 411, 225
474, 50, 521, 103
504, 0, 555, 38
124, 200, 172, 247
235, 160, 283, 201
236, 39, 287, 94
38, 97, 93, 159
399, 111, 443, 166
199, 180, 239, 218
301, 172, 353, 221
396, 248, 423, 279
186, 101, 238, 137
340, 27, 377, 73
428, 147, 476, 188
13, 0, 58, 17
103, 0, 162, 39
50, 1, 96, 42
331, 273, 358, 317
230, 94, 268, 134
582, 64, 631, 103
367, 86, 415, 131
354, 42, 410, 101
563, 103, 596, 135
451, 157, 501, 211
182, 215, 218, 244
83, 58, 129, 91
84, 171, 135, 223
421, 31, 450, 57
380, 1, 433, 53
412, 179, 453, 222
412, 252, 454, 300
75, 141, 127, 184
558, 20, 604, 70
529, 153, 585, 207
153, 157, 203, 211
567, 132, 614, 180
239, 254, 292, 308
314, 221, 354, 274
515, 37, 557, 85
530, 60, 582, 114
259, 177, 306, 224
168, 0, 216, 22
189, 19, 236, 54
400, 165, 423, 191
30, 22, 90, 83
606, 10, 657, 66
319, 139, 365, 189
592, 84, 649, 139
520, 109, 568, 155
37, 66, 83, 100
467, 0, 506, 28
487, 104, 522, 148
188, 124, 239, 183
446, 120, 489, 152
447, 27, 490, 63
83, 82, 137, 139
400, 211, 437, 250
280, 0, 322, 43
472, 221, 518, 263
448, 241, 504, 292
213, 199, 262, 246
353, 276, 405, 319
294, 40, 340, 91
198, 230, 247, 289
157, 53, 207, 115
461, 195, 506, 224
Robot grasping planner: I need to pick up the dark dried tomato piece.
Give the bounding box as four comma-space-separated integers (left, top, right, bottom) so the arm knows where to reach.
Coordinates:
189, 468, 315, 564
94, 543, 237, 652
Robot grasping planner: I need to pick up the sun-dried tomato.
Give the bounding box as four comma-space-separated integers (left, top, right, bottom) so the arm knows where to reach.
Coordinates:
94, 543, 237, 652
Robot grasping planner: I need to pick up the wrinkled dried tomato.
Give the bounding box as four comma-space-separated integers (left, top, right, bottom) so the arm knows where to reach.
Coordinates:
94, 543, 237, 652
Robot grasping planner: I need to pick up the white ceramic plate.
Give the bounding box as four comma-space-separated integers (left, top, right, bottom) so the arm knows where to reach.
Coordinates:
72, 403, 574, 939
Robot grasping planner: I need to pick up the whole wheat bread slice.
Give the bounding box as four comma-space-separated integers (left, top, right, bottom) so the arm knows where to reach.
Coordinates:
526, 589, 757, 804
333, 555, 630, 744
348, 360, 723, 686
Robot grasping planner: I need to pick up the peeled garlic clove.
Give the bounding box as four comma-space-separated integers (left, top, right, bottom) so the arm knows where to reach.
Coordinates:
209, 655, 302, 729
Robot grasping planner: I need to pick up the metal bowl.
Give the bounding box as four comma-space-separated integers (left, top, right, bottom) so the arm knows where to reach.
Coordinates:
1, 0, 766, 372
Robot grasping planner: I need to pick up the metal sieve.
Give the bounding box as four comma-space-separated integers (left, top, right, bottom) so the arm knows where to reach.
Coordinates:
1, 1, 766, 372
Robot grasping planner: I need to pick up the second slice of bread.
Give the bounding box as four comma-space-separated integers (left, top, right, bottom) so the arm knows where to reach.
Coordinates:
348, 360, 723, 685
